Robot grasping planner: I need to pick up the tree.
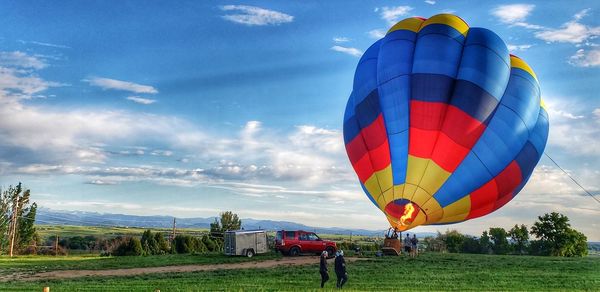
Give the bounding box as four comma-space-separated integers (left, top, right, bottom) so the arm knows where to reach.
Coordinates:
489, 227, 510, 255
479, 231, 491, 254
154, 232, 169, 254
443, 230, 465, 253
18, 202, 38, 250
0, 183, 38, 256
173, 235, 206, 254
127, 237, 143, 256
0, 189, 11, 254
530, 212, 588, 257
424, 232, 446, 252
460, 236, 481, 254
211, 211, 241, 233
141, 229, 159, 255
210, 211, 242, 243
202, 234, 216, 252
509, 224, 529, 255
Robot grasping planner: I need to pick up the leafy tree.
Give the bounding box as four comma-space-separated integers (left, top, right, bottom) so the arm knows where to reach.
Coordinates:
0, 183, 38, 255
128, 237, 143, 256
562, 229, 588, 257
210, 211, 242, 234
509, 224, 529, 255
173, 235, 206, 254
423, 232, 446, 252
0, 189, 11, 254
112, 237, 143, 256
443, 230, 465, 253
18, 202, 37, 250
479, 231, 491, 254
141, 229, 159, 255
210, 211, 242, 246
202, 234, 216, 252
530, 212, 588, 257
154, 232, 170, 254
489, 227, 510, 255
460, 236, 481, 254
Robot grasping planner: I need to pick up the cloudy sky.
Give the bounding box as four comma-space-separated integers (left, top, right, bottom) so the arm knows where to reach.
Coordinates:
0, 1, 598, 240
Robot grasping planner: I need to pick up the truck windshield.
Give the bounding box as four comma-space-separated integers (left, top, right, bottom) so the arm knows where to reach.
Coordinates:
276, 231, 282, 241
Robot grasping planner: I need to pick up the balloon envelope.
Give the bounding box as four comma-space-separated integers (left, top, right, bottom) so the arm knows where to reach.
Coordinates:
343, 14, 549, 231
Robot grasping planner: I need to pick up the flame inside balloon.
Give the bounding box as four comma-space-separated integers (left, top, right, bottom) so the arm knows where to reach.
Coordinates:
400, 203, 415, 226
384, 199, 421, 231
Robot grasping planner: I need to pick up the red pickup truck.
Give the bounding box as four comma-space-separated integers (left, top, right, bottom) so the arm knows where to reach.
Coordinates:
275, 230, 337, 256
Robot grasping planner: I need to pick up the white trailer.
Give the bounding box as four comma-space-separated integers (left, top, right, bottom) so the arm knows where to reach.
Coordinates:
224, 229, 268, 257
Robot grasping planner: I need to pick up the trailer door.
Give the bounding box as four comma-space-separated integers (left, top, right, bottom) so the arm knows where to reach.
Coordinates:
256, 232, 267, 253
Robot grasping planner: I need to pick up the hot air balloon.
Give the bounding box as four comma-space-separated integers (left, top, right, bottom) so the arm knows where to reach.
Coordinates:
343, 14, 549, 231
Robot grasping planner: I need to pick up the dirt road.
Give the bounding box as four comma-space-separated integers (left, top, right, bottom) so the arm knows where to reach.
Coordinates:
5, 256, 369, 282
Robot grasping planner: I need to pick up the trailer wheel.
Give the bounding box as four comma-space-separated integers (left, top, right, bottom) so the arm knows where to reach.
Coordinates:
289, 246, 300, 256
246, 249, 255, 258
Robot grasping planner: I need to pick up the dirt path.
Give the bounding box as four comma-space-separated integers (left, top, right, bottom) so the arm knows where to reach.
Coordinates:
4, 256, 369, 282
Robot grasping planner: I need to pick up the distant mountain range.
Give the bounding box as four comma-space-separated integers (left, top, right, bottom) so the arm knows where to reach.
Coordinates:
36, 208, 438, 237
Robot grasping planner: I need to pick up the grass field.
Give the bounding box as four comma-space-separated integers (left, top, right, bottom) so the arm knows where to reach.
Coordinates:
0, 252, 282, 277
36, 225, 209, 240
2, 252, 599, 291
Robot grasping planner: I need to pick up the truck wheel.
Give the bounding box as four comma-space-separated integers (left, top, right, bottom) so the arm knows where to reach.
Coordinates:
246, 249, 255, 258
326, 247, 335, 258
289, 247, 300, 256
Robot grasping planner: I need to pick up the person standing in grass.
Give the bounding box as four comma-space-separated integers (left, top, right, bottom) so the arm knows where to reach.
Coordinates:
335, 250, 348, 288
404, 233, 412, 256
319, 250, 329, 288
411, 234, 419, 258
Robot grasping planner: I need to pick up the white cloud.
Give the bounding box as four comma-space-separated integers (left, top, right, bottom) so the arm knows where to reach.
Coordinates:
39, 200, 143, 211
491, 4, 535, 24
594, 108, 600, 118
507, 44, 533, 52
569, 48, 600, 67
0, 51, 61, 101
331, 45, 363, 57
535, 21, 600, 44
425, 0, 436, 5
85, 77, 158, 94
368, 29, 386, 39
534, 9, 600, 44
150, 149, 173, 157
87, 179, 118, 185
333, 37, 350, 43
126, 96, 157, 105
0, 98, 210, 164
0, 67, 56, 97
220, 5, 293, 26
545, 97, 600, 156
0, 51, 47, 69
379, 6, 413, 25
573, 8, 590, 21
17, 40, 71, 49
547, 107, 584, 120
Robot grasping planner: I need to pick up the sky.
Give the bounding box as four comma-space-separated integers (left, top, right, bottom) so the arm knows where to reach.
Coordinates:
0, 1, 599, 240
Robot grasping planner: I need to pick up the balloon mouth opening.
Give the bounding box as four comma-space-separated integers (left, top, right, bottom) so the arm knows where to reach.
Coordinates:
385, 199, 422, 230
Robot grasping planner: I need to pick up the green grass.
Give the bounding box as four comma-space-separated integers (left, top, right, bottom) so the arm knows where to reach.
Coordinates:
2, 252, 599, 291
36, 225, 209, 240
0, 252, 281, 276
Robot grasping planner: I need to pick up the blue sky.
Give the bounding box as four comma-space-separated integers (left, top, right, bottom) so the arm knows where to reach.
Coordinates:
0, 1, 599, 240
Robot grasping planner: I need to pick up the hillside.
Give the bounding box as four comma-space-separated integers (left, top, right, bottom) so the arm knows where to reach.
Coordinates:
37, 208, 419, 237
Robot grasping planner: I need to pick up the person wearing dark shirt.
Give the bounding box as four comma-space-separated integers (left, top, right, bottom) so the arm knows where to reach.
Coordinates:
319, 251, 329, 288
404, 233, 412, 255
411, 234, 419, 257
334, 250, 348, 288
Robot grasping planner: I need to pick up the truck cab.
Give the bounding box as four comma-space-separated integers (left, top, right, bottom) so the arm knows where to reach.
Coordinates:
275, 230, 336, 256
